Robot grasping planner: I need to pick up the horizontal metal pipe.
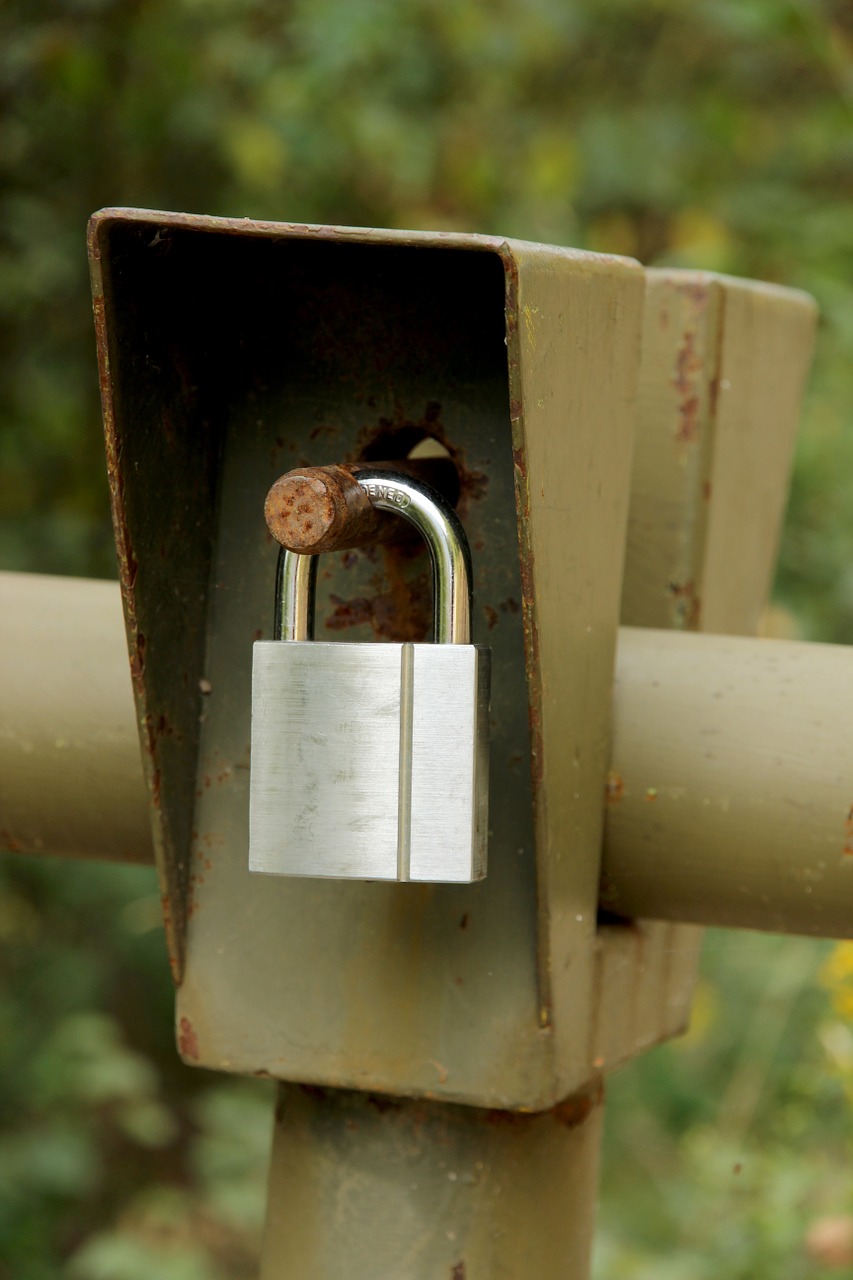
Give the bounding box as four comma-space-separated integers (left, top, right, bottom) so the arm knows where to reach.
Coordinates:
0, 571, 153, 864
602, 627, 853, 938
3, 574, 853, 939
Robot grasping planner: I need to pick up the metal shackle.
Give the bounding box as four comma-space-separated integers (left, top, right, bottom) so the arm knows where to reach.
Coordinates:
275, 471, 473, 645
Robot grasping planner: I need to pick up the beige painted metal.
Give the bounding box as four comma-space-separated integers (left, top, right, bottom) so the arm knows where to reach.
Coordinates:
261, 1082, 604, 1280
621, 272, 817, 635
593, 269, 818, 1076
512, 245, 643, 1103
603, 627, 853, 938
0, 571, 152, 865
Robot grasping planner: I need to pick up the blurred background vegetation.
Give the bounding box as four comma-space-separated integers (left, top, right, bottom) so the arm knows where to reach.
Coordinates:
0, 0, 852, 1275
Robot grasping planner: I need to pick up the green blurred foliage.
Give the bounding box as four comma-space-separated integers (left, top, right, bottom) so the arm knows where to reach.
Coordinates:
596, 932, 853, 1278
1, 0, 852, 1274
0, 857, 270, 1279
2, 0, 852, 617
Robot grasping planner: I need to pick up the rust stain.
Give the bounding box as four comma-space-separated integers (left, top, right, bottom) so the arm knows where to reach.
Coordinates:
511, 444, 527, 490
90, 216, 189, 987
526, 701, 544, 795
667, 579, 702, 629
484, 605, 499, 630
0, 828, 21, 853
457, 461, 488, 512
674, 280, 712, 306
325, 594, 373, 630
326, 563, 432, 642
309, 423, 340, 442
484, 1079, 604, 1131
605, 771, 624, 804
451, 1264, 467, 1280
678, 395, 701, 443
129, 631, 146, 685
177, 1015, 199, 1060
154, 712, 182, 741
512, 448, 542, 794
365, 1093, 394, 1114
554, 1077, 605, 1129
162, 901, 180, 984
844, 805, 853, 856
673, 328, 704, 444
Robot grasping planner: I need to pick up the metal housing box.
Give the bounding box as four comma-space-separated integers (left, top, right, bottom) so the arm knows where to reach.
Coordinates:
89, 209, 644, 1108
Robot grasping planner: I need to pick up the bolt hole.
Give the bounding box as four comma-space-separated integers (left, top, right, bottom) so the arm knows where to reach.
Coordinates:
406, 436, 460, 508
408, 436, 451, 461
358, 426, 461, 510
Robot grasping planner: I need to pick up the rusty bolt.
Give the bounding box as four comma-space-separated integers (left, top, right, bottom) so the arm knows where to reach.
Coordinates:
264, 458, 459, 555
264, 465, 376, 554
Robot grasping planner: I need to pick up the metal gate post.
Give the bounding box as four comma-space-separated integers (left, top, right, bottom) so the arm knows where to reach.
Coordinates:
261, 1084, 603, 1278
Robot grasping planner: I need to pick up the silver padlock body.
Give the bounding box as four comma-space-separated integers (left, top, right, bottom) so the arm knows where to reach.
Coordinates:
250, 641, 489, 882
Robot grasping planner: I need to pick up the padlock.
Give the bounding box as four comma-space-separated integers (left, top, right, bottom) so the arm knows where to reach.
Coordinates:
249, 470, 490, 882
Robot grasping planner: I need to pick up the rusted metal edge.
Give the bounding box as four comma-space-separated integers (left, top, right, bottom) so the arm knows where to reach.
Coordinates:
87, 206, 635, 267
88, 217, 187, 981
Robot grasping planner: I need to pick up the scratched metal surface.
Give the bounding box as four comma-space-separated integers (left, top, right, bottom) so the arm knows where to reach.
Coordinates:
249, 640, 489, 882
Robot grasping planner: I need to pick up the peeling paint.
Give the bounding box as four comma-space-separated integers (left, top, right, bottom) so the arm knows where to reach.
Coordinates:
178, 1015, 200, 1060
605, 772, 624, 804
